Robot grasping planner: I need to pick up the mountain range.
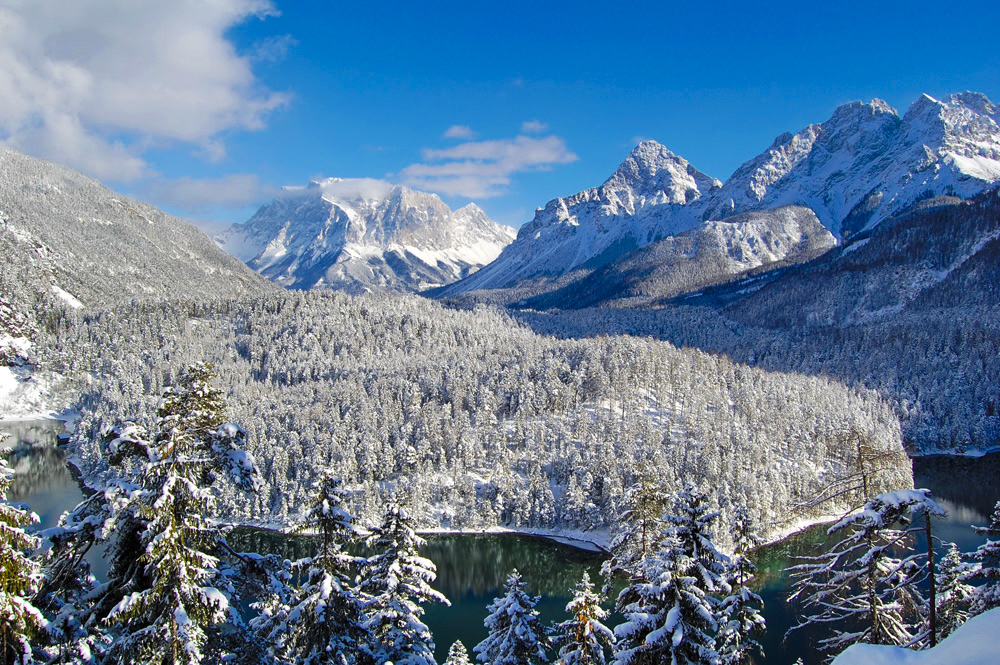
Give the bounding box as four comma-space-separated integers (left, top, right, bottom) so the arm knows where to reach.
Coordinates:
436, 92, 1000, 300
215, 178, 516, 293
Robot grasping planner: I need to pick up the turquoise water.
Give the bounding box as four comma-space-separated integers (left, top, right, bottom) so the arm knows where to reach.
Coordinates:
4, 419, 997, 663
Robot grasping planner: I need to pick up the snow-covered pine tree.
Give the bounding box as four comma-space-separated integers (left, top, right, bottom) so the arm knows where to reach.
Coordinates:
103, 363, 262, 665
0, 446, 45, 665
612, 486, 727, 665
969, 500, 1000, 615
254, 470, 363, 664
32, 488, 113, 663
555, 571, 614, 665
663, 485, 730, 591
612, 535, 718, 665
445, 640, 472, 665
935, 542, 974, 640
717, 504, 765, 665
602, 462, 669, 581
474, 569, 550, 665
787, 489, 945, 654
358, 502, 448, 665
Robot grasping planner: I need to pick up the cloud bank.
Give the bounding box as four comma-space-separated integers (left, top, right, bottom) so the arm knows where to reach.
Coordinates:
399, 134, 578, 198
0, 0, 288, 182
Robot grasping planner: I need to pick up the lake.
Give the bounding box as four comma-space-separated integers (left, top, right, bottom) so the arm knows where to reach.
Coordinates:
3, 419, 996, 664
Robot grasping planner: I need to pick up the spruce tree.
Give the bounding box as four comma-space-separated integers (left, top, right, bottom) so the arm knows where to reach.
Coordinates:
103, 363, 262, 665
935, 542, 974, 640
0, 447, 45, 665
602, 462, 669, 581
445, 640, 472, 665
555, 572, 614, 665
359, 502, 448, 665
717, 504, 765, 665
788, 489, 945, 654
254, 470, 363, 665
475, 569, 550, 665
969, 500, 1000, 615
612, 486, 727, 665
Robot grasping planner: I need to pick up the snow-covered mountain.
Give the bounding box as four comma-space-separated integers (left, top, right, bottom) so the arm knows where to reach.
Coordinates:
436, 142, 721, 294
216, 178, 517, 293
701, 92, 1000, 237
520, 206, 836, 310
0, 147, 273, 318
440, 92, 1000, 295
687, 187, 1000, 329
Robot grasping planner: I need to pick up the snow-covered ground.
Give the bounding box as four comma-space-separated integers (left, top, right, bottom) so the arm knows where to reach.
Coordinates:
832, 608, 1000, 665
0, 363, 68, 422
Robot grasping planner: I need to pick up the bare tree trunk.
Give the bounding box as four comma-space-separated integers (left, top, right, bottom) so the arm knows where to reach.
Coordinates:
927, 511, 937, 647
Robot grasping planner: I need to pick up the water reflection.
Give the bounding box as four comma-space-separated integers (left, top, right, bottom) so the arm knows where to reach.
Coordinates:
1, 420, 78, 528
228, 528, 608, 660
0, 419, 109, 579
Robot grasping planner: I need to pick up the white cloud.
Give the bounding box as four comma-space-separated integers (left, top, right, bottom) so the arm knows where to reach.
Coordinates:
251, 34, 297, 64
629, 135, 655, 147
399, 135, 578, 198
143, 174, 276, 213
443, 125, 477, 140
0, 1, 288, 182
521, 119, 548, 134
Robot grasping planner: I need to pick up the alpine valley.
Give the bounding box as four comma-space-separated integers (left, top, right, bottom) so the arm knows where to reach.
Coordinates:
2, 91, 1000, 665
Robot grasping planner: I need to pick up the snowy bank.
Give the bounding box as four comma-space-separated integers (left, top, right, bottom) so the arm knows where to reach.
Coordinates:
832, 608, 1000, 665
419, 526, 610, 553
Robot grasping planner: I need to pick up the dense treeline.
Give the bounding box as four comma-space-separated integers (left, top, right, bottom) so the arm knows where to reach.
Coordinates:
44, 289, 908, 540
515, 190, 1000, 454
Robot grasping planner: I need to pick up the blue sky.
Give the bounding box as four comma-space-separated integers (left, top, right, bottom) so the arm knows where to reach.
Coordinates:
2, 1, 998, 229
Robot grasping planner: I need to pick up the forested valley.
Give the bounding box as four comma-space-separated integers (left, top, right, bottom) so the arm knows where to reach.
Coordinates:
35, 289, 910, 541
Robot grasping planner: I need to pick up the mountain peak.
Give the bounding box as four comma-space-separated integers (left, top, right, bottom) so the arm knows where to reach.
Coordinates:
606, 140, 720, 202
945, 91, 996, 115
826, 98, 899, 127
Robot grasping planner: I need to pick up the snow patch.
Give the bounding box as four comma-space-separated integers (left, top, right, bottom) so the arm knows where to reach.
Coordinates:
51, 284, 83, 309
832, 607, 1000, 665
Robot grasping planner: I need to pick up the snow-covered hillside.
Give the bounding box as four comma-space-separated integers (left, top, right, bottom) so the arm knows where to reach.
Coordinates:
216, 178, 517, 293
0, 147, 274, 313
440, 92, 1000, 294
521, 205, 836, 309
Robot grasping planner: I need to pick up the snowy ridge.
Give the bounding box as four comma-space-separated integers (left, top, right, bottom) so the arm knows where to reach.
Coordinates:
520, 205, 836, 310
0, 147, 273, 311
704, 92, 1000, 237
440, 92, 1000, 294
216, 178, 517, 293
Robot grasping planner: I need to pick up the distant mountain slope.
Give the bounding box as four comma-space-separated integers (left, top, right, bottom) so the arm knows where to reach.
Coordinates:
520, 206, 836, 310
701, 92, 1000, 238
216, 178, 516, 293
439, 92, 1000, 296
514, 186, 1000, 453
687, 188, 1000, 328
0, 147, 274, 313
